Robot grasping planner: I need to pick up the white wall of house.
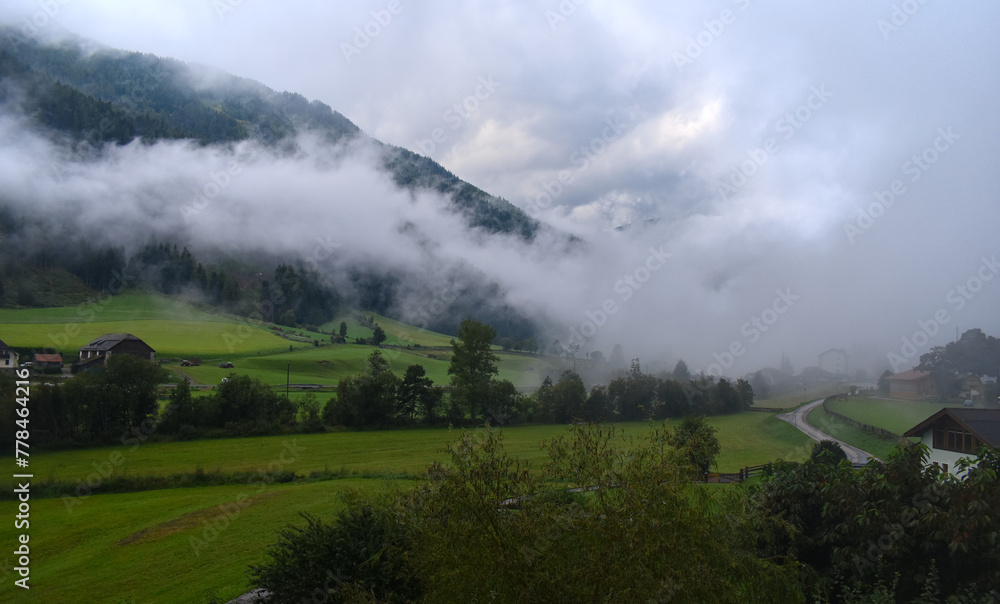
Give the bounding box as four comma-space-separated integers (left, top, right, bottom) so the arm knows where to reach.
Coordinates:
0, 350, 17, 368
918, 431, 974, 477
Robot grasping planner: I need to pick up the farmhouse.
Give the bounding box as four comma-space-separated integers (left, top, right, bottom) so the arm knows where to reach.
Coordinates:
887, 369, 936, 400
0, 339, 18, 371
78, 333, 156, 366
904, 408, 1000, 475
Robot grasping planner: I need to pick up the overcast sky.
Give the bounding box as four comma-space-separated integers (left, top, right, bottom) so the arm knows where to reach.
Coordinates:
2, 0, 999, 378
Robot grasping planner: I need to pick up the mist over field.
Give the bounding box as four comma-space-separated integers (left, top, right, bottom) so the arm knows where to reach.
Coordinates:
1, 0, 999, 379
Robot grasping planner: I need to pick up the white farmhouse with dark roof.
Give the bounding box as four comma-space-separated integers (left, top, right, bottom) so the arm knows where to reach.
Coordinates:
0, 339, 18, 371
904, 408, 1000, 475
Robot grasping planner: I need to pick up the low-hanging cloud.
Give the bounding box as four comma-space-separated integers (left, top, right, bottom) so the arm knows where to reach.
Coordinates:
0, 0, 998, 382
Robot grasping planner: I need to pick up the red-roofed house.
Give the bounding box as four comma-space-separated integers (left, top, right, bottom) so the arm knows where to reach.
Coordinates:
887, 369, 936, 401
34, 353, 63, 370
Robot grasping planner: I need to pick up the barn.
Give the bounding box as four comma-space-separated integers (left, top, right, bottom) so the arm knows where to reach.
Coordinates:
78, 333, 156, 366
887, 369, 936, 401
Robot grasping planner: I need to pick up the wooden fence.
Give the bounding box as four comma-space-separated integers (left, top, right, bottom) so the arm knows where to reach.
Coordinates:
821, 396, 913, 446
700, 463, 773, 483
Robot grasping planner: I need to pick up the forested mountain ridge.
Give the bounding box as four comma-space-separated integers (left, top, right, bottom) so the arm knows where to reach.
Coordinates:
0, 27, 538, 240
0, 28, 542, 340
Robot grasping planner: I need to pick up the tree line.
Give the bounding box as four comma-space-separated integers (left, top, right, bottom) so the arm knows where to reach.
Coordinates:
7, 318, 761, 447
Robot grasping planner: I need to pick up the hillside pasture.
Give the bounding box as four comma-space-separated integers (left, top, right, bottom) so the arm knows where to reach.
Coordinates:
825, 397, 964, 435
0, 292, 295, 357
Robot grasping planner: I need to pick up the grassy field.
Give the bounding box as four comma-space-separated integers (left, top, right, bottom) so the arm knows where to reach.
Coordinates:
0, 293, 821, 601
0, 479, 411, 603
0, 415, 812, 602
19, 414, 812, 488
321, 312, 455, 349
0, 292, 295, 357
812, 397, 974, 461
806, 405, 912, 461
752, 383, 849, 409
1, 292, 562, 391
173, 344, 559, 390
825, 397, 961, 435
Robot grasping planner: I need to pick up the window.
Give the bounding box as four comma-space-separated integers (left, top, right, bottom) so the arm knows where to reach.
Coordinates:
937, 423, 977, 454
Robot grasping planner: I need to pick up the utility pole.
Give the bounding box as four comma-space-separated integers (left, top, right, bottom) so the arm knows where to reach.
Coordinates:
286, 362, 290, 400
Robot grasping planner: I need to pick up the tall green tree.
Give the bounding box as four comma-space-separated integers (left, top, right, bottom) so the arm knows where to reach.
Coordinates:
713, 378, 742, 414
550, 370, 587, 423
735, 378, 754, 409
672, 359, 691, 382
330, 350, 400, 427
397, 364, 434, 421
59, 355, 166, 442
102, 353, 168, 431
448, 319, 499, 420
608, 359, 657, 421
668, 415, 720, 476
210, 373, 294, 429
162, 378, 196, 432
482, 378, 522, 426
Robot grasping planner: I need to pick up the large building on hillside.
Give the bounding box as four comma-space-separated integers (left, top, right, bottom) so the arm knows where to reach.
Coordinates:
887, 369, 936, 400
78, 333, 155, 366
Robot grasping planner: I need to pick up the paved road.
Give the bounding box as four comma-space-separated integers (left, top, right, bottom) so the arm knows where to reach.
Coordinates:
777, 398, 877, 463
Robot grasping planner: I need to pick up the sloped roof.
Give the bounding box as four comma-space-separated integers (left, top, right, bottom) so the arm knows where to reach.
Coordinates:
889, 369, 932, 381
34, 353, 62, 363
904, 408, 1000, 448
0, 339, 9, 350
80, 333, 154, 352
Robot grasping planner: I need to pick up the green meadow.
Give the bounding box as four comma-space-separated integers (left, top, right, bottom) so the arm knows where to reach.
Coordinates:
1, 414, 812, 602
0, 292, 821, 602
808, 397, 973, 461
0, 293, 292, 357
0, 292, 562, 390
18, 414, 810, 488
806, 405, 905, 461
825, 397, 960, 435
2, 480, 410, 603
752, 383, 848, 409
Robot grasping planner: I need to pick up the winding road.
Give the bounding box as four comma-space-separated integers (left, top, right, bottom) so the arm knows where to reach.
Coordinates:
777, 398, 877, 463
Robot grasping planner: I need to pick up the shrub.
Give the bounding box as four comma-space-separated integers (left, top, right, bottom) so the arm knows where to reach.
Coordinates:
250, 503, 420, 603
811, 439, 848, 465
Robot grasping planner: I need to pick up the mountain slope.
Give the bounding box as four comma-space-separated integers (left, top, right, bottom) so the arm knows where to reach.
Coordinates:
0, 28, 545, 340
0, 27, 538, 240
